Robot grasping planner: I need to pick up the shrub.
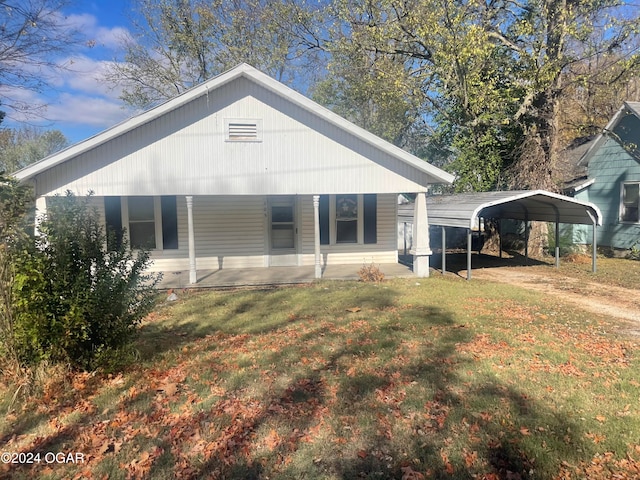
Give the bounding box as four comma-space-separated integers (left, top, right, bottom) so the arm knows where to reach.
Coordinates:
11, 192, 159, 371
358, 262, 385, 283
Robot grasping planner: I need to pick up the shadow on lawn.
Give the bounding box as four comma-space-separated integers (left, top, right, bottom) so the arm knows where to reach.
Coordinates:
136, 283, 398, 361
1, 281, 595, 479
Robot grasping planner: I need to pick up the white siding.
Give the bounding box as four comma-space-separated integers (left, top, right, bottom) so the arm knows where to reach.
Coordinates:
299, 194, 398, 265
34, 78, 432, 198
128, 195, 266, 272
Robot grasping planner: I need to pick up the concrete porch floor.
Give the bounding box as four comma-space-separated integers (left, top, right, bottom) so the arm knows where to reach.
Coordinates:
155, 263, 415, 289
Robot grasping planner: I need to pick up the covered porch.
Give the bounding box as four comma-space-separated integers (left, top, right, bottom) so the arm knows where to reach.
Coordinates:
156, 262, 415, 289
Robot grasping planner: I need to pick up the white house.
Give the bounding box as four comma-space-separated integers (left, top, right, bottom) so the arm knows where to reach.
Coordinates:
14, 64, 454, 283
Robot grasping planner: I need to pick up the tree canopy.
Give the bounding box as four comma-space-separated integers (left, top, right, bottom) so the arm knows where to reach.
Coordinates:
0, 0, 83, 119
319, 0, 640, 191
104, 0, 327, 109
0, 126, 68, 174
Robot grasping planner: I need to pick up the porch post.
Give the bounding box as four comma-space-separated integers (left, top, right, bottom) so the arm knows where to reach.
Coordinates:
411, 192, 432, 277
186, 196, 197, 284
313, 195, 322, 279
34, 196, 47, 237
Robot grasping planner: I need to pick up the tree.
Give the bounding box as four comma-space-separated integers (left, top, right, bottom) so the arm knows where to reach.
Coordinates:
0, 126, 68, 173
0, 0, 82, 119
326, 0, 640, 191
312, 47, 425, 147
105, 0, 326, 109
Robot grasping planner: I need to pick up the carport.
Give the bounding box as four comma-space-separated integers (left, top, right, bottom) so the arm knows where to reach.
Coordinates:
426, 190, 602, 280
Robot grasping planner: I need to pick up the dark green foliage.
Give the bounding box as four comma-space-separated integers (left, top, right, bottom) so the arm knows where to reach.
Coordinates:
0, 173, 33, 365
11, 192, 159, 371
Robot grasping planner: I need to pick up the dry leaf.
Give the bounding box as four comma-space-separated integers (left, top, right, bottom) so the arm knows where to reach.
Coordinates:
158, 381, 179, 396
401, 465, 425, 480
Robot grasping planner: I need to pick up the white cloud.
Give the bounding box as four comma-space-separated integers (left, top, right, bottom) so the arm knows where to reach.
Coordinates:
46, 92, 134, 128
1, 10, 140, 141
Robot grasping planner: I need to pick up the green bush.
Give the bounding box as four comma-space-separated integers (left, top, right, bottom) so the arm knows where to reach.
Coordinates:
11, 192, 159, 371
0, 173, 33, 368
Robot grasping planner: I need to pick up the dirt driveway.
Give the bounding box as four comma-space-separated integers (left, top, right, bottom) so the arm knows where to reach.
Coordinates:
468, 265, 640, 327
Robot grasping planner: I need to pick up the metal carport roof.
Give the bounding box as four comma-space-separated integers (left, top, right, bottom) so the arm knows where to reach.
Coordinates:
426, 190, 602, 229
424, 190, 603, 279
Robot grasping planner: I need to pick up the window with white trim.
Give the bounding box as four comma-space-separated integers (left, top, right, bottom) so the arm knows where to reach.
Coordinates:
128, 197, 156, 249
114, 196, 179, 250
621, 182, 640, 223
336, 194, 358, 243
318, 194, 377, 245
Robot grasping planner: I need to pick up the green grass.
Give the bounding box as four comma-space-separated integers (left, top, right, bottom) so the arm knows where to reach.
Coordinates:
1, 266, 639, 479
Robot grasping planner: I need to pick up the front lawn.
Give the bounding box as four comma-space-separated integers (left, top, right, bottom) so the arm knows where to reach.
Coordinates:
1, 273, 639, 479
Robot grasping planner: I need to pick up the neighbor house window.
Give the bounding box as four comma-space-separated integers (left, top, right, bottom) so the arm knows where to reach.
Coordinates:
128, 197, 156, 249
621, 182, 640, 223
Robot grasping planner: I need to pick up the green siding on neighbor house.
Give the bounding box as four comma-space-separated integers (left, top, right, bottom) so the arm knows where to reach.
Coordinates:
582, 135, 640, 249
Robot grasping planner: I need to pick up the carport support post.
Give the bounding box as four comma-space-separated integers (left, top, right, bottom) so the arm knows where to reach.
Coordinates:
411, 192, 432, 277
186, 196, 197, 284
313, 195, 322, 279
589, 213, 598, 273
555, 220, 560, 268
441, 226, 446, 275
467, 228, 472, 280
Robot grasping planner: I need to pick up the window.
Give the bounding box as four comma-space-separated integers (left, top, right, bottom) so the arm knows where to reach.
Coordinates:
621, 182, 640, 223
336, 195, 358, 243
128, 197, 156, 249
318, 194, 378, 245
118, 196, 179, 250
225, 119, 262, 141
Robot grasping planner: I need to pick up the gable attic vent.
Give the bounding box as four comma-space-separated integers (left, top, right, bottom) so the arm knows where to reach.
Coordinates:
225, 119, 262, 141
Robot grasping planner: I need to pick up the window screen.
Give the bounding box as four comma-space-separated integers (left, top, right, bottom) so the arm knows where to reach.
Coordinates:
128, 197, 155, 249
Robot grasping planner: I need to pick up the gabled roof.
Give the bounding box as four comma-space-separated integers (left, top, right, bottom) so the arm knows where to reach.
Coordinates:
14, 63, 454, 186
578, 101, 640, 167
426, 190, 602, 229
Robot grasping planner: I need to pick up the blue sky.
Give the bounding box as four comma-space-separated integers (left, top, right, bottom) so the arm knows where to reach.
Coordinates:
4, 0, 138, 144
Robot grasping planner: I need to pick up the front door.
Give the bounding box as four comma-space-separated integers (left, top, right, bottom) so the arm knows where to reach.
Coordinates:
269, 196, 298, 266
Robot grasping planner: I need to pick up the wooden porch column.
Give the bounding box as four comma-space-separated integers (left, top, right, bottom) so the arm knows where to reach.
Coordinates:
411, 192, 432, 277
186, 196, 197, 284
313, 195, 322, 279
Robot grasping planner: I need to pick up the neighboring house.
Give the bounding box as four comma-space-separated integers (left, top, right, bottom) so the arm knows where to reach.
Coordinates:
572, 101, 640, 250
14, 64, 454, 283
